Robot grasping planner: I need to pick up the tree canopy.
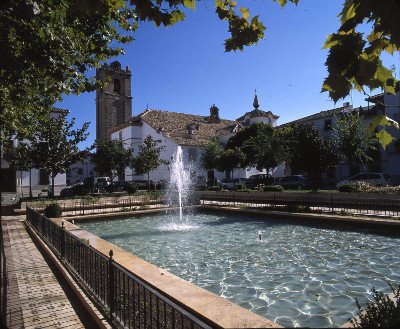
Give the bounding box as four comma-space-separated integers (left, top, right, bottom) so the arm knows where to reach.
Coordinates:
286, 123, 341, 186
92, 138, 133, 183
133, 135, 168, 189
1, 0, 398, 143
334, 112, 375, 167
31, 114, 91, 196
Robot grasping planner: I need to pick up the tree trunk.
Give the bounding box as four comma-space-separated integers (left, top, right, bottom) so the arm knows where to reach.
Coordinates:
29, 168, 33, 199
20, 171, 24, 196
147, 172, 150, 191
51, 174, 55, 197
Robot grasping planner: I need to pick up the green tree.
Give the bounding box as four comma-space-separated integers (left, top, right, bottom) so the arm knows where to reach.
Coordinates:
227, 122, 288, 173
247, 125, 289, 174
333, 112, 374, 171
227, 123, 266, 168
32, 114, 91, 196
216, 147, 246, 179
2, 0, 398, 146
3, 142, 36, 197
287, 123, 341, 187
321, 0, 399, 101
200, 137, 223, 185
92, 138, 133, 186
132, 135, 168, 190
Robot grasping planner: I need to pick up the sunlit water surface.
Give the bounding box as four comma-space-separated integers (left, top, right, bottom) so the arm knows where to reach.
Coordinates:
78, 211, 400, 327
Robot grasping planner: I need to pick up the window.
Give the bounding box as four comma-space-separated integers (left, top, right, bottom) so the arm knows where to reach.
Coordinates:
119, 131, 123, 140
188, 148, 197, 162
324, 119, 332, 131
114, 79, 121, 93
78, 168, 83, 175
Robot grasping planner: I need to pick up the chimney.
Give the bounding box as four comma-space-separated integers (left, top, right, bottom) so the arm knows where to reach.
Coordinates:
208, 104, 220, 123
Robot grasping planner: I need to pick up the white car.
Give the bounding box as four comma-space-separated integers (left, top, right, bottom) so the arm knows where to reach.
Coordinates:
221, 178, 248, 190
336, 173, 393, 188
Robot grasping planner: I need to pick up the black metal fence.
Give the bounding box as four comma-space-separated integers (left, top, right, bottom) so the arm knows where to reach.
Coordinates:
25, 207, 212, 329
198, 192, 400, 217
26, 195, 168, 217
0, 225, 7, 328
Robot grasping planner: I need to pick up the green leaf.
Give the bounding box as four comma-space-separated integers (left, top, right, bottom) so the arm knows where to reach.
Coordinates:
323, 34, 340, 49
341, 2, 357, 25
375, 129, 395, 150
183, 0, 196, 10
367, 115, 400, 136
240, 7, 249, 20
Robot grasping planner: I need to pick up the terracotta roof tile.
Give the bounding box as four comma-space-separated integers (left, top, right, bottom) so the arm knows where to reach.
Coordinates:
118, 109, 238, 146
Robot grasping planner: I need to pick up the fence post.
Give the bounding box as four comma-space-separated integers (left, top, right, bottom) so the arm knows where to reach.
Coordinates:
108, 249, 115, 320
61, 221, 66, 259
331, 194, 334, 213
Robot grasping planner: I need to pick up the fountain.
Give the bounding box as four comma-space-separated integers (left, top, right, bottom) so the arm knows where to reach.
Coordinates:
168, 146, 192, 221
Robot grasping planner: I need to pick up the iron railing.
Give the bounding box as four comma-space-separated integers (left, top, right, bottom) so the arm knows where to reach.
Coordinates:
25, 207, 212, 329
26, 195, 168, 217
0, 225, 7, 328
198, 192, 400, 217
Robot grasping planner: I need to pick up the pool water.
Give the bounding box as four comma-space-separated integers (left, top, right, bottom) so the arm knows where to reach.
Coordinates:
78, 211, 400, 327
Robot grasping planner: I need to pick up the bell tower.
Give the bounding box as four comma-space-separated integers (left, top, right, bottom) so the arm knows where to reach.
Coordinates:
96, 61, 132, 140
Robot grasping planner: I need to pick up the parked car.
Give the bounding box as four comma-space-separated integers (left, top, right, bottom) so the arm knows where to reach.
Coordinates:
60, 186, 74, 197
207, 178, 222, 187
194, 176, 207, 189
94, 177, 111, 188
221, 178, 248, 190
274, 175, 309, 189
131, 180, 156, 190
106, 180, 131, 192
245, 174, 273, 189
336, 173, 393, 188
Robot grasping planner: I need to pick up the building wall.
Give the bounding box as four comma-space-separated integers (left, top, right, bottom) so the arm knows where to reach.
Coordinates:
66, 155, 96, 185
96, 61, 132, 140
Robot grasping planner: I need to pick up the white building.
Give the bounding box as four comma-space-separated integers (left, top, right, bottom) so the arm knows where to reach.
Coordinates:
111, 95, 281, 183
280, 90, 400, 186
66, 154, 97, 186
1, 108, 68, 193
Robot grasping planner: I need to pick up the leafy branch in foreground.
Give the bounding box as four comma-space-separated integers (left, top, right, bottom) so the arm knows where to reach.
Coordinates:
322, 0, 399, 102
351, 284, 400, 328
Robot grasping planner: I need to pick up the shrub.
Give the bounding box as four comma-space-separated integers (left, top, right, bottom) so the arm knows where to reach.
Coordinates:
127, 183, 138, 194
350, 284, 400, 328
338, 184, 355, 193
284, 204, 311, 213
339, 182, 400, 194
263, 185, 284, 192
44, 203, 62, 218
208, 186, 222, 191
71, 184, 89, 196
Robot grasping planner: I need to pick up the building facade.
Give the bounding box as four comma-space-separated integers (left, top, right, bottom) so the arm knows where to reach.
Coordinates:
0, 108, 68, 193
110, 97, 280, 184
66, 154, 97, 186
280, 91, 400, 186
96, 61, 132, 140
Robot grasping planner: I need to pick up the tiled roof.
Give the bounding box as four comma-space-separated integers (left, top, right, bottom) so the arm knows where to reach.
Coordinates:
278, 106, 347, 127
278, 104, 381, 128
236, 109, 279, 121
126, 109, 238, 146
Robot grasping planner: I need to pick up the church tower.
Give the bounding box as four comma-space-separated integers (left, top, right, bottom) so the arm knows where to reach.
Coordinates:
96, 61, 132, 140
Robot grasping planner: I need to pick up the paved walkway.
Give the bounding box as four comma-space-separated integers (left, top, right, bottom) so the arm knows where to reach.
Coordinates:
2, 217, 89, 328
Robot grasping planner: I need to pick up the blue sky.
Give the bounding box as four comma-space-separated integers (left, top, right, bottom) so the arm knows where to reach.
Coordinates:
56, 0, 399, 148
